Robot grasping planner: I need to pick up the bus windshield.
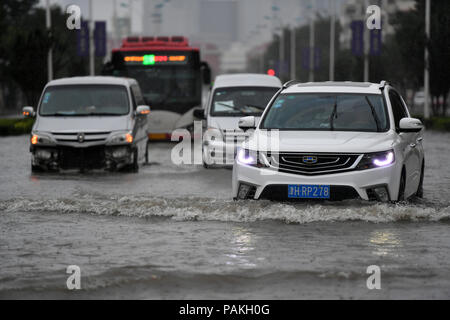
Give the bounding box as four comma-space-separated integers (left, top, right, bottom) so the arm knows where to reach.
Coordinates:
127, 66, 200, 105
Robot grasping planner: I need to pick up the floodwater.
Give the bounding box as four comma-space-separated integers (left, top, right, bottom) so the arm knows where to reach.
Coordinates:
0, 131, 449, 299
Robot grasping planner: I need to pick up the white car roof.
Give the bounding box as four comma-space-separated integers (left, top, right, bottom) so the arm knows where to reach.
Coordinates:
282, 82, 383, 95
213, 74, 282, 89
45, 76, 137, 87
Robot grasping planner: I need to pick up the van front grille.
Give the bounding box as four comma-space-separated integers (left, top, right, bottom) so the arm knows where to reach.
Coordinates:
52, 131, 111, 143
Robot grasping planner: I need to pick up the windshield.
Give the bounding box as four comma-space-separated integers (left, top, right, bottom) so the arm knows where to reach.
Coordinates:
127, 67, 200, 105
261, 93, 389, 132
211, 86, 280, 117
39, 85, 129, 116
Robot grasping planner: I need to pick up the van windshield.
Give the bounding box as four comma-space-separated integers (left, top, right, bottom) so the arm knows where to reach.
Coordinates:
39, 85, 130, 116
261, 93, 389, 132
211, 86, 279, 117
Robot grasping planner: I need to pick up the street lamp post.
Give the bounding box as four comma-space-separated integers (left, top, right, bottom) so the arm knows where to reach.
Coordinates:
309, 1, 315, 82
329, 0, 335, 81
424, 0, 431, 119
46, 0, 53, 81
363, 0, 370, 82
89, 0, 95, 76
290, 25, 296, 80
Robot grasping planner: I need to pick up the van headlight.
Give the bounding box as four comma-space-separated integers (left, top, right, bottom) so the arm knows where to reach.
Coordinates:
357, 150, 395, 170
106, 131, 133, 145
31, 132, 56, 146
237, 148, 270, 168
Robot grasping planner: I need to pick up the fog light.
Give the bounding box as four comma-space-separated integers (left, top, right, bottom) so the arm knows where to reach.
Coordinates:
238, 183, 254, 200
373, 187, 389, 202
112, 147, 129, 159
35, 149, 51, 160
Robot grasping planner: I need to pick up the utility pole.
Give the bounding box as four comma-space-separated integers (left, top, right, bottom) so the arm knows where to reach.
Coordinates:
129, 0, 133, 35
290, 26, 296, 80
329, 0, 335, 81
363, 0, 369, 82
46, 0, 53, 82
309, 0, 315, 82
279, 23, 284, 78
89, 0, 95, 76
424, 0, 431, 119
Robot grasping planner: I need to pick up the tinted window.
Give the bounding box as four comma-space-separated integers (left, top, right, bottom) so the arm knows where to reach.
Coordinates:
211, 86, 279, 117
261, 93, 388, 132
389, 90, 408, 129
39, 85, 130, 116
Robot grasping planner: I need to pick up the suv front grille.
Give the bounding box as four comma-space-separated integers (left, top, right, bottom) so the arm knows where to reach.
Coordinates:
268, 152, 362, 176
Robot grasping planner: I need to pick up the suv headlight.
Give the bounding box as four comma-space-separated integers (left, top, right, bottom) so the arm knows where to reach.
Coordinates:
237, 148, 270, 168
357, 150, 395, 170
31, 132, 56, 146
106, 131, 133, 145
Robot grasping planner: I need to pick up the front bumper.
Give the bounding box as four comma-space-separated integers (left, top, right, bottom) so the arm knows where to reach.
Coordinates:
232, 160, 402, 201
31, 144, 134, 170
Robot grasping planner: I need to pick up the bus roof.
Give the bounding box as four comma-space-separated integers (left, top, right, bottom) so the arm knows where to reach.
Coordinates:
113, 36, 199, 53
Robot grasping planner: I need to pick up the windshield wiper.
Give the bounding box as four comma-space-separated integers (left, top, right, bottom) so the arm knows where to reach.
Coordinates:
216, 102, 242, 112
329, 97, 338, 131
245, 104, 264, 110
365, 96, 381, 132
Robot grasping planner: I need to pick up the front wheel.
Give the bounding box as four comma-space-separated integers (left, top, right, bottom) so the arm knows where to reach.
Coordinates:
415, 162, 424, 198
124, 149, 139, 173
397, 169, 406, 202
144, 141, 149, 164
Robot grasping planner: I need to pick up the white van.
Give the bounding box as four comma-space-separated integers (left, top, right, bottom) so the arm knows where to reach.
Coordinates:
194, 74, 282, 168
23, 76, 150, 172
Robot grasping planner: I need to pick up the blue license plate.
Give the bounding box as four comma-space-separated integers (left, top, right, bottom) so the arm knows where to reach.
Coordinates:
288, 185, 330, 199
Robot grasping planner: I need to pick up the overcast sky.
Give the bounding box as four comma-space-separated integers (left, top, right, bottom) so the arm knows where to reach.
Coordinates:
38, 0, 344, 34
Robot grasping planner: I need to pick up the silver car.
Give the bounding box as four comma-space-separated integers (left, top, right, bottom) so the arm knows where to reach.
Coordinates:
23, 76, 150, 172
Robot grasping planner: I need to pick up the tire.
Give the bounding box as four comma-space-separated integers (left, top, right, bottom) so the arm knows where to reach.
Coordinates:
124, 149, 139, 173
416, 162, 424, 198
131, 149, 139, 172
397, 168, 406, 202
144, 141, 149, 164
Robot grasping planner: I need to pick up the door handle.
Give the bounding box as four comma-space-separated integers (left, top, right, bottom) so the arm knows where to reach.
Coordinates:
410, 143, 416, 148
417, 137, 423, 142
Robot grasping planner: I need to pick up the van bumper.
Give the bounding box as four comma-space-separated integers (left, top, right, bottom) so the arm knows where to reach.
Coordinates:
31, 145, 134, 171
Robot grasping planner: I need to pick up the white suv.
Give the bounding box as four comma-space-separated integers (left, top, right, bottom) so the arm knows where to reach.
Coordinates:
232, 81, 425, 202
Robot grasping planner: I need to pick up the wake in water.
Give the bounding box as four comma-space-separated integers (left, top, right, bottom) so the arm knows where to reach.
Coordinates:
1, 193, 449, 224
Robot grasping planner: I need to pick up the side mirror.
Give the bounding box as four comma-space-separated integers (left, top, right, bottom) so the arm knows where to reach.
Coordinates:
399, 117, 424, 133
238, 116, 256, 131
136, 105, 150, 116
22, 106, 35, 118
193, 108, 206, 120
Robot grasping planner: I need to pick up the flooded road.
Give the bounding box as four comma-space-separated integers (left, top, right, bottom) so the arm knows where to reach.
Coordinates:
0, 131, 449, 299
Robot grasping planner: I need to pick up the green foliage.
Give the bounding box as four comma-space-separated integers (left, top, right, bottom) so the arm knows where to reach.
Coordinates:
1, 2, 98, 108
0, 118, 34, 136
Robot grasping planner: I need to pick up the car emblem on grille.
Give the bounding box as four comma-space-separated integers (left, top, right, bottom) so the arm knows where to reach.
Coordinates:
302, 156, 318, 164
77, 133, 85, 143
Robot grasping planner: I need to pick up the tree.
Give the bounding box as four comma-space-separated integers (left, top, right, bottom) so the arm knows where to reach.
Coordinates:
393, 0, 450, 115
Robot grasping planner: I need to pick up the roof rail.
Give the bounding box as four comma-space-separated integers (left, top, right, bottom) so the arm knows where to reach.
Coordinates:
379, 80, 389, 89
282, 80, 302, 89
